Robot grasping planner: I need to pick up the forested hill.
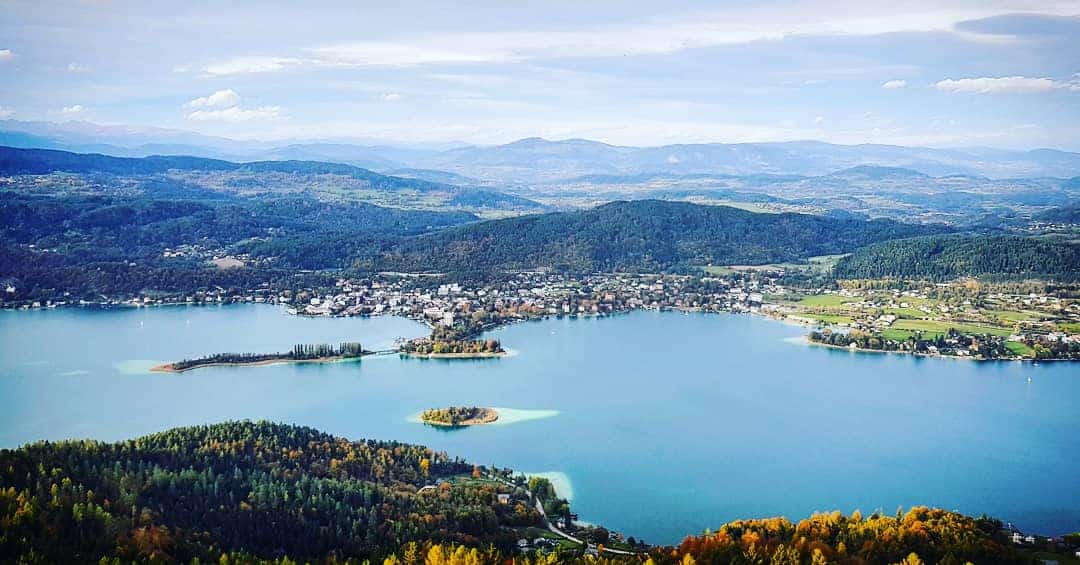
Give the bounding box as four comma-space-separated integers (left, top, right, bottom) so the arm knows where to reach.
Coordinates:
833, 235, 1080, 281
377, 200, 950, 273
0, 421, 535, 563
0, 145, 452, 192
1037, 201, 1080, 223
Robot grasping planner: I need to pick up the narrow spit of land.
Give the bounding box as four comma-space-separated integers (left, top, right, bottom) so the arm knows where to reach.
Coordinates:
151, 342, 369, 373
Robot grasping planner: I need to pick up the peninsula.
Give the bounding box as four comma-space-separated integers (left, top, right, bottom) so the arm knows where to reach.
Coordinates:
151, 342, 368, 373
420, 406, 499, 427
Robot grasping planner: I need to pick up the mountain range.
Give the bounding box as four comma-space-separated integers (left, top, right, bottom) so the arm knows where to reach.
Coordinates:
3, 119, 1079, 181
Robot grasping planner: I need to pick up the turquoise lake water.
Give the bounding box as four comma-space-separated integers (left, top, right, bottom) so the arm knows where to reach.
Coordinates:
1, 304, 1077, 544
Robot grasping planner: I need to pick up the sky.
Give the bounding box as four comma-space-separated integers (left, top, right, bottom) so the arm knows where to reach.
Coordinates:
1, 0, 1079, 149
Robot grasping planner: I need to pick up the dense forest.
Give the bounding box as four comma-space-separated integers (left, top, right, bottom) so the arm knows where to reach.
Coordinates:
833, 235, 1080, 281
0, 422, 1048, 564
378, 200, 948, 273
0, 421, 543, 563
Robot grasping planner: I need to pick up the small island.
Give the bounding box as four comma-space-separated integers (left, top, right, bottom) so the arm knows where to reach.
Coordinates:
400, 338, 506, 359
152, 342, 368, 373
420, 406, 499, 427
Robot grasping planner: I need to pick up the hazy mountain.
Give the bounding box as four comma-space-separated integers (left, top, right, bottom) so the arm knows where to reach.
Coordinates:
415, 138, 1080, 181
4, 120, 1079, 183
0, 120, 460, 166
0, 145, 468, 191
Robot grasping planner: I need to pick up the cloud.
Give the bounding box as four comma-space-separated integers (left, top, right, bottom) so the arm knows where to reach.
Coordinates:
882, 79, 907, 89
67, 62, 91, 73
379, 93, 402, 101
185, 89, 241, 109
0, 49, 12, 62
814, 116, 825, 124
0, 106, 14, 118
200, 3, 1080, 71
202, 56, 302, 76
60, 105, 84, 115
934, 76, 1077, 94
182, 89, 285, 122
307, 42, 513, 67
186, 105, 283, 122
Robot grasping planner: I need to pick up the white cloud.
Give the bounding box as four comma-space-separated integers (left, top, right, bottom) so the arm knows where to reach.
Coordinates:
307, 42, 513, 67
60, 105, 84, 115
186, 105, 284, 122
202, 56, 303, 76
206, 3, 1080, 70
67, 62, 91, 73
0, 106, 14, 118
882, 79, 907, 89
814, 116, 825, 124
934, 76, 1075, 94
0, 49, 13, 62
379, 93, 402, 101
185, 89, 241, 109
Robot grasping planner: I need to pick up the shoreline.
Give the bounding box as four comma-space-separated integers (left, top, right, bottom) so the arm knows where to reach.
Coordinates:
17, 300, 1076, 364
420, 407, 499, 427
799, 336, 1039, 362
150, 355, 363, 373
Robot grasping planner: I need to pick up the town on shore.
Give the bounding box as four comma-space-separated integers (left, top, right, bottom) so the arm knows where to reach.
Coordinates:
6, 267, 1079, 361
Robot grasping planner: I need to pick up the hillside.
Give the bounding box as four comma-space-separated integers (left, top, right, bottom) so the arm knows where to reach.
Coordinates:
0, 190, 477, 300
833, 234, 1080, 281
378, 200, 949, 273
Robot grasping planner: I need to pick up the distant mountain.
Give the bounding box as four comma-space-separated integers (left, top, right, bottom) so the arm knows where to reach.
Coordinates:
378, 199, 949, 273
0, 120, 468, 170
415, 138, 1080, 181
0, 146, 452, 193
5, 120, 1078, 182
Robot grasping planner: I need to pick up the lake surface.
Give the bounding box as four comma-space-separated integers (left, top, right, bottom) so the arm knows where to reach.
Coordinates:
1, 304, 1077, 543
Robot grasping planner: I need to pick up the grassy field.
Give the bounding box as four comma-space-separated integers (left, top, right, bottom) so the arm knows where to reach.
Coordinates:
802, 313, 854, 324
798, 294, 852, 308
1005, 341, 1035, 357
881, 329, 919, 341
982, 309, 1046, 323
888, 319, 1014, 338
1056, 322, 1080, 333
884, 306, 925, 318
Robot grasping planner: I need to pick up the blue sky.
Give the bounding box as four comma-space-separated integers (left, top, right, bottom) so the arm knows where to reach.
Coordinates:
1, 0, 1079, 149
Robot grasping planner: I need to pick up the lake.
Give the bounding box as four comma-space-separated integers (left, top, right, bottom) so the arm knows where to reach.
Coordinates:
1, 304, 1077, 544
